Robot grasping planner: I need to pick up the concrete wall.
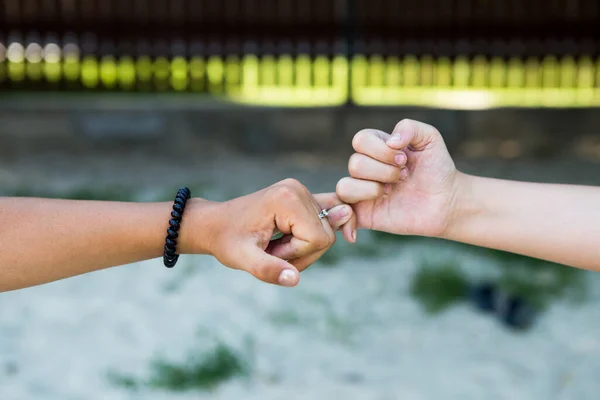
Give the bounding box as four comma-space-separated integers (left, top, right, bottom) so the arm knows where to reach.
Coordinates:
1, 94, 599, 162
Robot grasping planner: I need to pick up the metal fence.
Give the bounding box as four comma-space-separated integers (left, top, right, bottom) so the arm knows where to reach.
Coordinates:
1, 0, 600, 108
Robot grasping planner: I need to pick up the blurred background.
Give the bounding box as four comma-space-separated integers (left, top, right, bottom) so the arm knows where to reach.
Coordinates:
1, 1, 600, 399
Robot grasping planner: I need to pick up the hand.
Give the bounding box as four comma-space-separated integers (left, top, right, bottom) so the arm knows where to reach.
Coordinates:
336, 119, 459, 238
191, 179, 354, 287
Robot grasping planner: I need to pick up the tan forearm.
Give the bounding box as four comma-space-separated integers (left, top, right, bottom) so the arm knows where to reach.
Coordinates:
0, 197, 214, 292
446, 173, 600, 270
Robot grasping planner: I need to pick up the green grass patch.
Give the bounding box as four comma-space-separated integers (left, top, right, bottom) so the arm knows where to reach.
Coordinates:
109, 342, 249, 393
410, 260, 470, 314
148, 343, 248, 391
408, 242, 588, 319
314, 231, 587, 317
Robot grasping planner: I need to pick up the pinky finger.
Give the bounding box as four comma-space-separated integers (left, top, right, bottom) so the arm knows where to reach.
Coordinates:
341, 217, 356, 243
336, 177, 384, 204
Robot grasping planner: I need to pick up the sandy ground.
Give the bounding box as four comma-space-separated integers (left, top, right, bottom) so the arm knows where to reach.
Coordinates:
1, 147, 600, 400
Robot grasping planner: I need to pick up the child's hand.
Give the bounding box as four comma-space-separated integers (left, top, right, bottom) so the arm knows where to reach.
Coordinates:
336, 119, 460, 238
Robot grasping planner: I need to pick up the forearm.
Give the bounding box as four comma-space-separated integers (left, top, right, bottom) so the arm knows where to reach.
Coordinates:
446, 173, 600, 270
0, 197, 215, 292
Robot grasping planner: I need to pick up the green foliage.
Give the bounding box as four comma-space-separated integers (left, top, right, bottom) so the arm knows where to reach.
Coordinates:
410, 260, 469, 314
408, 242, 588, 319
108, 342, 249, 393
148, 343, 249, 391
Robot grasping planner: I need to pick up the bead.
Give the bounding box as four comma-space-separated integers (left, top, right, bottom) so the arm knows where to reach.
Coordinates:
164, 244, 176, 256
171, 210, 182, 221
163, 187, 190, 268
174, 198, 185, 209
167, 227, 178, 239
164, 255, 178, 268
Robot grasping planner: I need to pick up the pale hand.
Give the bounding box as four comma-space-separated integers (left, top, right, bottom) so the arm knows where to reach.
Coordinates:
336, 119, 460, 238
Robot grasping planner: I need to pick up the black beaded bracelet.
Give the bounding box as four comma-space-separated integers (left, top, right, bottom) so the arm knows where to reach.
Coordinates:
163, 187, 191, 268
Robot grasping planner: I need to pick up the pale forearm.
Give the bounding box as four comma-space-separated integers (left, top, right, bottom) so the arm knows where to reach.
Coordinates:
0, 197, 214, 292
446, 173, 600, 270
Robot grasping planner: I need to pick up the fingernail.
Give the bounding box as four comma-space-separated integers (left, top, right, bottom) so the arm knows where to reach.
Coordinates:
352, 230, 357, 241
331, 204, 350, 218
400, 168, 409, 180
394, 152, 406, 165
278, 269, 298, 287
388, 135, 402, 145
383, 183, 391, 195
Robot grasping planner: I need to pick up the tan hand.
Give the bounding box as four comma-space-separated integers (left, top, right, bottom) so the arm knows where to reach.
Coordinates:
201, 179, 354, 287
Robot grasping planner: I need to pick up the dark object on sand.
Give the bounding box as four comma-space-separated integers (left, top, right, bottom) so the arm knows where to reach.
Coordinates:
497, 296, 536, 330
469, 282, 536, 330
469, 282, 498, 313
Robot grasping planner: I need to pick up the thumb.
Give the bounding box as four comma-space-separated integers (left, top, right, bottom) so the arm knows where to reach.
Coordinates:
386, 119, 433, 151
239, 243, 301, 287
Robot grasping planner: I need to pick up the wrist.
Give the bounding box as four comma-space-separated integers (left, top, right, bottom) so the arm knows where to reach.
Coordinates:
442, 172, 484, 242
176, 198, 221, 256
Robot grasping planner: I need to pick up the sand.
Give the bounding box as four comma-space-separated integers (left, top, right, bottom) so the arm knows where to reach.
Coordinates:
1, 148, 599, 400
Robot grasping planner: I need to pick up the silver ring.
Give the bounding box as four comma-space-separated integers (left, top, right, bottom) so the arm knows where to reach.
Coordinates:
318, 209, 329, 219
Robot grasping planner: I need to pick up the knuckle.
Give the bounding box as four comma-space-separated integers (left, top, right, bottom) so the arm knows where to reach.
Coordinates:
348, 153, 364, 175
329, 233, 337, 246
352, 129, 372, 151
336, 177, 352, 198
280, 178, 303, 190
314, 233, 330, 250
373, 182, 385, 197
394, 118, 417, 132
251, 264, 274, 283
273, 181, 302, 202
247, 264, 263, 280
388, 166, 402, 182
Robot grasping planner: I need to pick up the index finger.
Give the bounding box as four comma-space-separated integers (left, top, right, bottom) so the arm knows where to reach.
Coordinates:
270, 192, 342, 240
352, 129, 403, 166
270, 183, 332, 260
